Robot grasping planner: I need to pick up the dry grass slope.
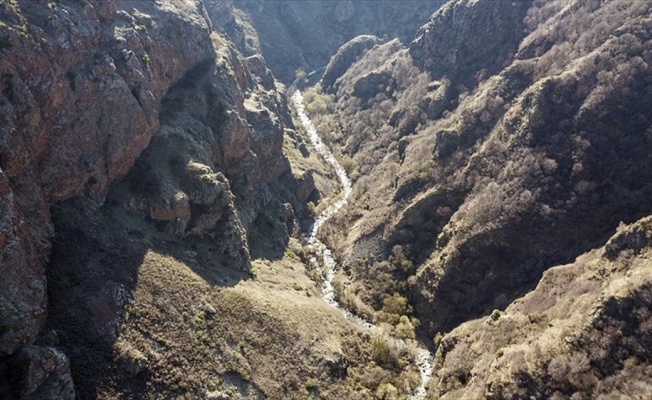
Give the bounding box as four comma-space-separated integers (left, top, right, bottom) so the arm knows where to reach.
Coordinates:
428, 216, 652, 399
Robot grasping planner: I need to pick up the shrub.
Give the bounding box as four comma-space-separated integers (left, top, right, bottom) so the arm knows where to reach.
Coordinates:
360, 363, 392, 390
376, 382, 399, 400
0, 36, 11, 50
295, 68, 308, 87
371, 334, 400, 369
433, 332, 444, 349
394, 316, 416, 340
382, 293, 412, 316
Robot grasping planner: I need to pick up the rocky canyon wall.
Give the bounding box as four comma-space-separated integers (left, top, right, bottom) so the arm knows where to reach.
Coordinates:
1, 0, 214, 359
0, 0, 308, 397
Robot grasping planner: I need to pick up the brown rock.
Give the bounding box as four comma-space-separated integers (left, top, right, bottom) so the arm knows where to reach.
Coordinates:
295, 171, 317, 203
9, 345, 74, 400
0, 0, 213, 356
604, 217, 652, 260
246, 54, 275, 90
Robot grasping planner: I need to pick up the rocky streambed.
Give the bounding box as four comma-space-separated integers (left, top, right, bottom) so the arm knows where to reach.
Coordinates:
291, 88, 434, 400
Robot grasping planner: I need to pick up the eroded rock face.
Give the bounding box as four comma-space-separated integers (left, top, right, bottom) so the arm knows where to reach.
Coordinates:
0, 0, 306, 389
8, 345, 75, 400
107, 33, 300, 268
0, 167, 48, 357
321, 35, 381, 92
2, 0, 311, 394
409, 0, 533, 83
0, 0, 213, 358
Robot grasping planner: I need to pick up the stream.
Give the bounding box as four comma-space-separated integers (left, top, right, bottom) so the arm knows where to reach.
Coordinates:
291, 88, 434, 400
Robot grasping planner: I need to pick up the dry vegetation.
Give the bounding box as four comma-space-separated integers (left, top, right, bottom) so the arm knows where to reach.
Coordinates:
45, 196, 421, 399
307, 0, 652, 334
428, 216, 652, 399
292, 1, 652, 398
11, 0, 652, 398
41, 50, 425, 397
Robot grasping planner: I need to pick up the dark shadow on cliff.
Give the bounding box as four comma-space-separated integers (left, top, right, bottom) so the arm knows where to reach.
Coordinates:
247, 172, 317, 261
42, 196, 249, 399
248, 207, 291, 260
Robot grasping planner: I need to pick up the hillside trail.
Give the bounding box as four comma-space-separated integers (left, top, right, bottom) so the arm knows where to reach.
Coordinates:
291, 87, 434, 400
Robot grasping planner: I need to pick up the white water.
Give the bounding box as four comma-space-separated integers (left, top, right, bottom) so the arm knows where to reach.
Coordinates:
291, 89, 434, 400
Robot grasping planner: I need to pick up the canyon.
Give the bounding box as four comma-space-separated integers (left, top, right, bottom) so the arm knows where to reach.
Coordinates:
1, 0, 652, 399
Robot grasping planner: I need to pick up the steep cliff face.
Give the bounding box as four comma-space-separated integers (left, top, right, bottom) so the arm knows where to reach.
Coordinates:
106, 36, 296, 270
320, 34, 381, 93
304, 1, 652, 391
410, 0, 533, 84
0, 0, 213, 359
0, 0, 314, 397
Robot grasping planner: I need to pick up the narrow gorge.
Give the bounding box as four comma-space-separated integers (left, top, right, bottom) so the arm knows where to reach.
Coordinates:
292, 87, 434, 400
2, 0, 652, 399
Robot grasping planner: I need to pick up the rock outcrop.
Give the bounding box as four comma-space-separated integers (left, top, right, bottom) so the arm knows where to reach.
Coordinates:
410, 0, 533, 84
108, 35, 298, 269
0, 0, 310, 396
7, 345, 75, 400
321, 35, 381, 93
0, 0, 213, 359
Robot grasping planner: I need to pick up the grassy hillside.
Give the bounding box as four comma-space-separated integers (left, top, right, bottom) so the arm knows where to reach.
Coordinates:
46, 196, 420, 399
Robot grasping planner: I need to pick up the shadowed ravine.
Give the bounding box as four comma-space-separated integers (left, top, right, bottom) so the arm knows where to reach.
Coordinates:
291, 88, 434, 400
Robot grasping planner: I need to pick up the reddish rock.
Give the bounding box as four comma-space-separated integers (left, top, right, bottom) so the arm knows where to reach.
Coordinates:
0, 0, 212, 357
